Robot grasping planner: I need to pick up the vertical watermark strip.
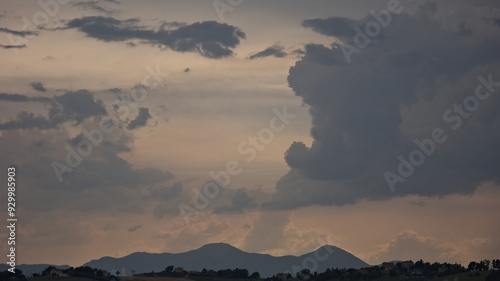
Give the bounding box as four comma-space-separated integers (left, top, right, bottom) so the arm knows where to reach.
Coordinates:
6, 167, 17, 273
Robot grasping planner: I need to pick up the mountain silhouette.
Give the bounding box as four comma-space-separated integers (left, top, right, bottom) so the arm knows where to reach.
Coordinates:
82, 243, 369, 277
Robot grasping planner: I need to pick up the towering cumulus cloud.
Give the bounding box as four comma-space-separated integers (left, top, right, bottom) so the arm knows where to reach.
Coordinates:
270, 3, 500, 209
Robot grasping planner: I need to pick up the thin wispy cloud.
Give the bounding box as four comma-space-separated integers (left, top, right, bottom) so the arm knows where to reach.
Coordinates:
249, 44, 287, 60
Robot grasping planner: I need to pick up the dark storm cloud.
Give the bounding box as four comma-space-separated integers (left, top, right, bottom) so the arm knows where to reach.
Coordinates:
31, 81, 47, 92
0, 90, 106, 130
248, 44, 287, 60
301, 17, 357, 39
266, 4, 500, 209
126, 107, 152, 130
0, 27, 38, 37
63, 16, 245, 58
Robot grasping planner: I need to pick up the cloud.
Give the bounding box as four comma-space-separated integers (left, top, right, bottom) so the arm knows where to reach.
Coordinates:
0, 93, 52, 103
249, 44, 287, 60
0, 27, 38, 37
0, 44, 26, 49
0, 123, 174, 214
126, 107, 152, 130
53, 90, 107, 123
266, 4, 500, 209
214, 188, 256, 214
31, 81, 47, 92
72, 0, 120, 15
368, 230, 456, 263
0, 90, 107, 130
127, 225, 142, 232
144, 182, 183, 202
302, 17, 357, 39
63, 16, 245, 58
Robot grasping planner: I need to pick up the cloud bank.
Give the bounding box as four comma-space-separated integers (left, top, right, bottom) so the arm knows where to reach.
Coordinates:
268, 3, 500, 209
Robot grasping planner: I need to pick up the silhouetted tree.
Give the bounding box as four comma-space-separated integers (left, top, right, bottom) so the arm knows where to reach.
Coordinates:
232, 268, 249, 278
481, 260, 491, 270
0, 269, 26, 281
492, 259, 500, 270
250, 271, 260, 278
42, 266, 57, 276
469, 261, 478, 271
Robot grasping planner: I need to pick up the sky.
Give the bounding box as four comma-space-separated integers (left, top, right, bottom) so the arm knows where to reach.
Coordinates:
0, 0, 500, 270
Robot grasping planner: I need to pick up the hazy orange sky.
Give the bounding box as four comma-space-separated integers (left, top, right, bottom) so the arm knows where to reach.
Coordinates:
0, 0, 499, 269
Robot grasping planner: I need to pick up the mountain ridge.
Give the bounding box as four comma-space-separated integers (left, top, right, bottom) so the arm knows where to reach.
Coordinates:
1, 243, 369, 277
83, 242, 369, 277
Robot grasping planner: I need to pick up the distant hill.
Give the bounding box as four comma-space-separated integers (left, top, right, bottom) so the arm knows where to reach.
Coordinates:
0, 243, 369, 278
0, 264, 70, 277
82, 243, 369, 277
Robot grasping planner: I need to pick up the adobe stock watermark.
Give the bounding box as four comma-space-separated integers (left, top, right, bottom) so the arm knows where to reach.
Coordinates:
51, 64, 168, 182
340, 0, 409, 63
7, 0, 70, 53
385, 73, 500, 191
178, 106, 296, 224
213, 0, 243, 22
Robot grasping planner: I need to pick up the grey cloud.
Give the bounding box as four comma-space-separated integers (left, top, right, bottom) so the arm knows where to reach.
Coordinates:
53, 90, 107, 124
214, 188, 256, 214
63, 16, 245, 58
0, 125, 173, 214
106, 87, 122, 93
0, 112, 55, 131
0, 93, 52, 103
0, 44, 26, 49
267, 4, 500, 209
302, 17, 357, 39
249, 44, 287, 60
73, 1, 119, 15
126, 107, 152, 130
144, 182, 183, 202
31, 81, 47, 92
0, 27, 38, 37
127, 225, 142, 232
0, 90, 106, 130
